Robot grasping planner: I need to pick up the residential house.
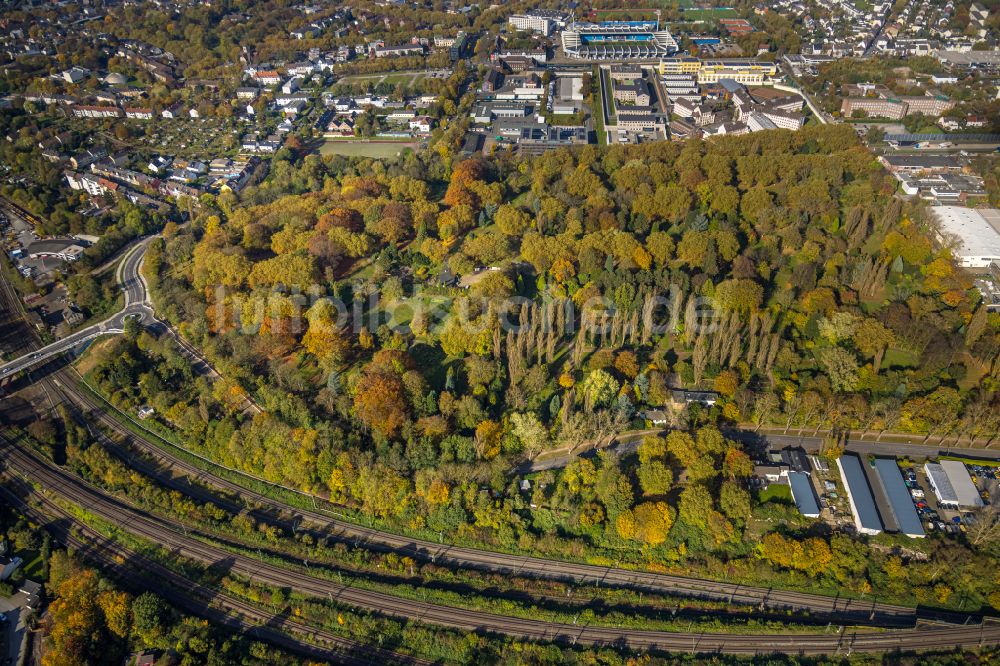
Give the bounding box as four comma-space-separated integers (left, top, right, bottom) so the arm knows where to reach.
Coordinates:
409, 116, 433, 134
124, 107, 153, 119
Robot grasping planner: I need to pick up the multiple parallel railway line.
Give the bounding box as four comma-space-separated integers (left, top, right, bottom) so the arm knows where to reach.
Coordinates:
2, 249, 997, 658
0, 477, 423, 666
3, 434, 999, 656
62, 373, 972, 628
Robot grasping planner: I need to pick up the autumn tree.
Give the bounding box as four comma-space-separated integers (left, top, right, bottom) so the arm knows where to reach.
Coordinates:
678, 484, 713, 529
510, 412, 549, 456
495, 204, 532, 236
719, 480, 751, 522
302, 300, 349, 367
713, 279, 763, 314
722, 448, 753, 480
581, 369, 620, 409
631, 501, 675, 545
353, 371, 410, 438
637, 459, 673, 496
853, 317, 894, 373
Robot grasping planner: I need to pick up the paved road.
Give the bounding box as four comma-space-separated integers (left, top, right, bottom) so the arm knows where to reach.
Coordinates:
0, 238, 155, 379
3, 436, 998, 655
42, 379, 982, 630
778, 62, 832, 124
2, 217, 996, 654
737, 429, 998, 460
520, 427, 1000, 474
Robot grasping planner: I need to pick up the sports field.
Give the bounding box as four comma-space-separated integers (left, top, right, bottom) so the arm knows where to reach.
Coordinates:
319, 140, 418, 159
593, 5, 739, 22
337, 71, 432, 87
682, 8, 739, 19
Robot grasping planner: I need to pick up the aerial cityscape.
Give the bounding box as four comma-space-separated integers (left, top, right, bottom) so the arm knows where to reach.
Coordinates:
0, 0, 999, 664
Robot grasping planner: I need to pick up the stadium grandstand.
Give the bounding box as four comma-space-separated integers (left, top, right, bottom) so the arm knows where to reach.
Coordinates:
562, 21, 678, 60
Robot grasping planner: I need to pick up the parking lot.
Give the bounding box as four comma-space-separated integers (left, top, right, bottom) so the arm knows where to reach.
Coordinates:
907, 466, 952, 532
909, 461, 995, 535
1, 208, 62, 284
765, 447, 995, 540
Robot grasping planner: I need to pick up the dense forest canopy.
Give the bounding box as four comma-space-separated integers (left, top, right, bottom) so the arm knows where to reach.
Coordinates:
67, 123, 999, 612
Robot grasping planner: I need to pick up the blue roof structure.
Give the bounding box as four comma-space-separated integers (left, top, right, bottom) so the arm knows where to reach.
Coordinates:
873, 459, 925, 538
838, 455, 883, 535
884, 133, 1000, 144
789, 472, 820, 518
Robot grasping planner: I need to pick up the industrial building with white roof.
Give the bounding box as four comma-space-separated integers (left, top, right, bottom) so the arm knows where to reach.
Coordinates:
930, 206, 1000, 268
924, 461, 984, 508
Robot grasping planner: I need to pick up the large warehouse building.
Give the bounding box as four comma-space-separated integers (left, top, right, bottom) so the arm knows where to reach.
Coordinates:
562, 22, 678, 60
837, 454, 883, 536
872, 458, 924, 538
924, 461, 984, 508
930, 206, 1000, 268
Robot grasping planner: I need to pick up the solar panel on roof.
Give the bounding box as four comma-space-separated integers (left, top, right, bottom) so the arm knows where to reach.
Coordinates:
884, 133, 1000, 143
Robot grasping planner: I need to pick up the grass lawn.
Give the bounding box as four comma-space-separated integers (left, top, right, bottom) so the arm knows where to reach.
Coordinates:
548, 113, 585, 126
939, 455, 1000, 468
319, 140, 417, 159
758, 483, 793, 504
384, 294, 452, 329
338, 71, 429, 86
591, 67, 607, 146
336, 73, 385, 83
594, 10, 660, 21
858, 297, 887, 314
682, 8, 739, 19
958, 354, 990, 391
882, 347, 920, 369
20, 549, 44, 579
383, 72, 428, 85
74, 337, 119, 375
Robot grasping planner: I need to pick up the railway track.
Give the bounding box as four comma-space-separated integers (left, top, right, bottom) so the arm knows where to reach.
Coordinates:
1, 253, 994, 656
0, 232, 946, 630
0, 477, 424, 666
3, 434, 998, 656
57, 374, 947, 627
